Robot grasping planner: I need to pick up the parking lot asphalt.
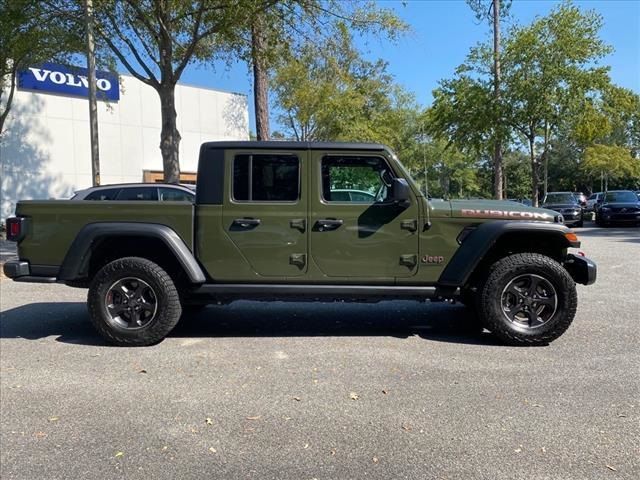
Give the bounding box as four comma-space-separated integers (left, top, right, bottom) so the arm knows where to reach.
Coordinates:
1, 223, 638, 480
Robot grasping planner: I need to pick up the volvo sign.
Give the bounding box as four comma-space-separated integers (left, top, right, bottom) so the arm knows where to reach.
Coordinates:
17, 62, 120, 101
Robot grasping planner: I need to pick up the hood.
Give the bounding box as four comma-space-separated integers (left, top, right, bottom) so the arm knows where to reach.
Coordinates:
431, 199, 559, 222
601, 202, 640, 209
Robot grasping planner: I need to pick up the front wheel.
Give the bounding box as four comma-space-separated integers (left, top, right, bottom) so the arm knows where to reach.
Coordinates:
478, 253, 577, 346
88, 257, 182, 346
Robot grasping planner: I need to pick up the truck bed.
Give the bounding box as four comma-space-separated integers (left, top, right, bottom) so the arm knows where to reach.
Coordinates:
14, 200, 194, 268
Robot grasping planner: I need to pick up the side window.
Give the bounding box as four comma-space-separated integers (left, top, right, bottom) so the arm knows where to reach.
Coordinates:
116, 187, 158, 201
321, 156, 393, 203
233, 154, 299, 202
159, 188, 194, 202
85, 188, 120, 200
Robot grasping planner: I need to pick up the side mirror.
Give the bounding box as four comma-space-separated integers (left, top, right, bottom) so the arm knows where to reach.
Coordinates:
391, 178, 411, 205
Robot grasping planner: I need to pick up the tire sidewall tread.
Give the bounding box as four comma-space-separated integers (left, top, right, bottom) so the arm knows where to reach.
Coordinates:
479, 253, 577, 346
88, 257, 182, 346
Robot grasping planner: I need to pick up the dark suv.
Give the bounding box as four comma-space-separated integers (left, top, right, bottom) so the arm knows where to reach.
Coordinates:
595, 190, 640, 227
542, 192, 584, 227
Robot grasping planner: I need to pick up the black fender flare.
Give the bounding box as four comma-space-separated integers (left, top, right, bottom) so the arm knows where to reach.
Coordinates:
58, 222, 206, 284
437, 221, 578, 287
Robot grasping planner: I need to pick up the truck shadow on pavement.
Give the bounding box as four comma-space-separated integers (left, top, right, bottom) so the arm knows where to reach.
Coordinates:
0, 301, 506, 347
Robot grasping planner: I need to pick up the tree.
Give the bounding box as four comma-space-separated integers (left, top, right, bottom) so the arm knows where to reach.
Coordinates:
581, 144, 639, 191
502, 2, 611, 205
81, 0, 254, 183
0, 0, 81, 135
271, 23, 401, 143
236, 1, 406, 141
430, 2, 613, 206
466, 0, 513, 199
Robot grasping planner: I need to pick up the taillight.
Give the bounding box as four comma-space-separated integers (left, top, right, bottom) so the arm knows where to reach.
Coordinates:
6, 217, 26, 242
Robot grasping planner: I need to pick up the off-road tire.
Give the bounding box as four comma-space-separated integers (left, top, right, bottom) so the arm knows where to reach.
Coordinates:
478, 253, 577, 346
88, 257, 182, 346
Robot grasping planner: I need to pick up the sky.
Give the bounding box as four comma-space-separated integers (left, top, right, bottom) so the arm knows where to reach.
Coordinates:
176, 0, 640, 133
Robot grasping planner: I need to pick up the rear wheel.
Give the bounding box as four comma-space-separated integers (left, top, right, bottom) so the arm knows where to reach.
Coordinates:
478, 253, 577, 346
88, 257, 182, 346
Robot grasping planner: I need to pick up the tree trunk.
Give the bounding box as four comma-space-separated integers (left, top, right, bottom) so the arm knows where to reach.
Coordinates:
529, 137, 539, 207
251, 15, 269, 141
158, 84, 181, 183
0, 63, 17, 136
492, 0, 503, 200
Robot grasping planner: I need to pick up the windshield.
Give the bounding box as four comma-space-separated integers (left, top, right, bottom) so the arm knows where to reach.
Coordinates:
604, 191, 638, 203
544, 193, 576, 204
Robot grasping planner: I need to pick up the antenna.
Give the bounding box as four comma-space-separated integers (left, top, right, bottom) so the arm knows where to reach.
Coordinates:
421, 124, 432, 230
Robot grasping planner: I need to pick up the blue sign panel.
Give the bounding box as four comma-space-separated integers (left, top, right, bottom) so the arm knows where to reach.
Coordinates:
17, 62, 120, 101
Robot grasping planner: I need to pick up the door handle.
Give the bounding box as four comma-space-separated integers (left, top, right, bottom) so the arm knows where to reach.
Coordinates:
232, 218, 261, 228
315, 219, 343, 231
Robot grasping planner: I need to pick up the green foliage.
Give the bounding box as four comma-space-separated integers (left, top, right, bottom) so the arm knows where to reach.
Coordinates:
582, 144, 640, 182
0, 0, 82, 134
429, 1, 619, 204
271, 23, 417, 147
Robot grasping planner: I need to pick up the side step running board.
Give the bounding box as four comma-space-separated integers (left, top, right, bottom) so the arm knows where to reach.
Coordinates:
193, 284, 440, 300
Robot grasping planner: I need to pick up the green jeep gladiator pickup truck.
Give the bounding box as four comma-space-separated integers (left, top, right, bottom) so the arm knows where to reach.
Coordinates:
4, 141, 596, 346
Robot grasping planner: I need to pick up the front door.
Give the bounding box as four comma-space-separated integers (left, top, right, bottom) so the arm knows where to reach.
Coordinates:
222, 149, 308, 277
309, 151, 420, 278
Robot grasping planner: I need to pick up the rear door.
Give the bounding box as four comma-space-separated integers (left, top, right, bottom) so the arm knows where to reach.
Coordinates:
309, 151, 420, 278
221, 149, 308, 277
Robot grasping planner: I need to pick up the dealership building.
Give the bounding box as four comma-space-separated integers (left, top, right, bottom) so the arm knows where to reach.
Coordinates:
0, 63, 249, 220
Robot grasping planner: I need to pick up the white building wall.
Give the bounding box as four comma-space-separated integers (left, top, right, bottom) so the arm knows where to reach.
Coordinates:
0, 74, 248, 219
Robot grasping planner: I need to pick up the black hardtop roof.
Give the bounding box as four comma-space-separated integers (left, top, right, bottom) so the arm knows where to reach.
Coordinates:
200, 141, 389, 152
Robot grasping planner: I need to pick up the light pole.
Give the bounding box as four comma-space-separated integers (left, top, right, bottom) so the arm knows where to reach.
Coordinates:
84, 0, 100, 186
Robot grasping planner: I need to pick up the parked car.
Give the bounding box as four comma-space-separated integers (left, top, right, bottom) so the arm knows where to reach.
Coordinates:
329, 189, 376, 203
585, 192, 603, 212
4, 141, 597, 347
71, 183, 195, 202
595, 190, 640, 227
542, 192, 584, 227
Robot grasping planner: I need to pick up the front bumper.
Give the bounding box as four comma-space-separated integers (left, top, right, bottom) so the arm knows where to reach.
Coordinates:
600, 212, 640, 223
564, 254, 597, 286
2, 259, 58, 283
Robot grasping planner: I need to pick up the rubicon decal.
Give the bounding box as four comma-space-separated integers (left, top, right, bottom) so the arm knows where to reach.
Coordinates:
461, 209, 553, 220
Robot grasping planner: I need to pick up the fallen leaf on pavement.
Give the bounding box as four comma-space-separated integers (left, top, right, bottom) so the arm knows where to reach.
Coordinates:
372, 457, 379, 463
209, 447, 217, 453
34, 431, 47, 439
606, 465, 617, 471
115, 452, 124, 458
205, 418, 213, 425
48, 417, 59, 422
514, 448, 522, 453
246, 416, 261, 420
350, 392, 359, 400
293, 396, 301, 402
382, 390, 388, 395
139, 369, 147, 374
